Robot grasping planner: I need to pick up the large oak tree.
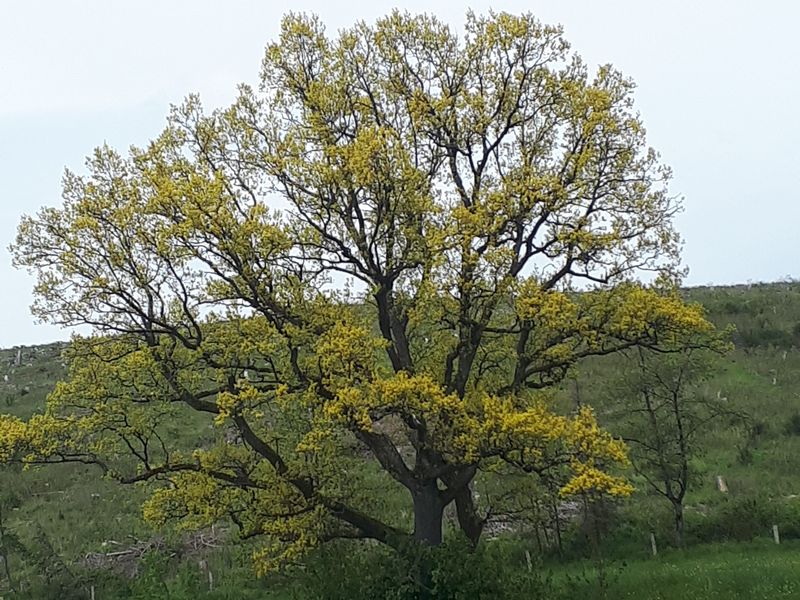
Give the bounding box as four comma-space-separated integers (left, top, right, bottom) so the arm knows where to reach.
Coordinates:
2, 11, 712, 572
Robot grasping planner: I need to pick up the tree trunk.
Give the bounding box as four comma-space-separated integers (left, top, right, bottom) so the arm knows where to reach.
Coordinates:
412, 482, 444, 546
552, 494, 563, 555
409, 483, 445, 600
453, 486, 484, 547
673, 501, 684, 546
0, 506, 16, 593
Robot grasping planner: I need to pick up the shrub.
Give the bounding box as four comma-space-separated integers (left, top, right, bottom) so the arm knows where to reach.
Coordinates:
429, 537, 552, 600
289, 537, 554, 600
688, 496, 800, 544
785, 413, 800, 436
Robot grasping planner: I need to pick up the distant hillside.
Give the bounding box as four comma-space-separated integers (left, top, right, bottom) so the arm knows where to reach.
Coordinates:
4, 282, 800, 597
686, 282, 800, 350
1, 342, 67, 418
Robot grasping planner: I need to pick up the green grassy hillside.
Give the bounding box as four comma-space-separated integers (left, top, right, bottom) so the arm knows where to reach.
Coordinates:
3, 282, 800, 598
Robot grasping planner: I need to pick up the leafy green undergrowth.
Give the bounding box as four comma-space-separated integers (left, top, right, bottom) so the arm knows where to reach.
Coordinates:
51, 539, 800, 600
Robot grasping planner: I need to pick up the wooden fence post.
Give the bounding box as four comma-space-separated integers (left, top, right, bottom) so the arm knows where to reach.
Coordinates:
773, 524, 781, 544
650, 532, 658, 557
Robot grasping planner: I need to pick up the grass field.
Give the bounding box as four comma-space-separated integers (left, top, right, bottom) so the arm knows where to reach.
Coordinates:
551, 541, 800, 599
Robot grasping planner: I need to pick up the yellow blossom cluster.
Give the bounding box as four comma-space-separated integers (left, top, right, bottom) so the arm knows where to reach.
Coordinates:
479, 400, 632, 497
0, 415, 27, 462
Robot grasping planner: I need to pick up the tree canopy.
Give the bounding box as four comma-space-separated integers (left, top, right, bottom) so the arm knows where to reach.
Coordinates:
2, 10, 714, 573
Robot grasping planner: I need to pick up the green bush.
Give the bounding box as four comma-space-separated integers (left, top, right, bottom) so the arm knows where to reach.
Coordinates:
737, 327, 794, 350
785, 413, 800, 436
429, 537, 552, 600
284, 537, 553, 600
689, 496, 800, 544
692, 497, 769, 542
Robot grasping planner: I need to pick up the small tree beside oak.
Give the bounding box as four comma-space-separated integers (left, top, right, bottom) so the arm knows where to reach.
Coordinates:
607, 347, 732, 545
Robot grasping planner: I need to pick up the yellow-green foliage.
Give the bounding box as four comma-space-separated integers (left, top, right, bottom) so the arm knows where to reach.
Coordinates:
2, 10, 717, 574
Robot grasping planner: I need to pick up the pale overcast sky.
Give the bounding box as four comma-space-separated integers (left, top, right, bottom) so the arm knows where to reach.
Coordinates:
1, 0, 798, 346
